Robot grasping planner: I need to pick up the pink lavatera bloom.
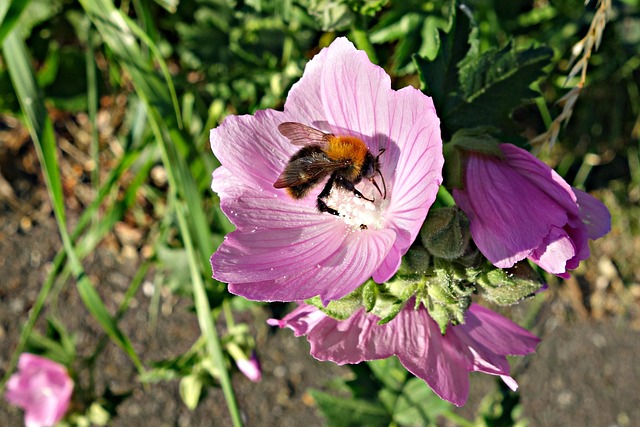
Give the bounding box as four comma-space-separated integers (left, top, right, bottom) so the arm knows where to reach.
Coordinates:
210, 37, 443, 303
268, 301, 539, 406
5, 353, 74, 427
453, 144, 611, 278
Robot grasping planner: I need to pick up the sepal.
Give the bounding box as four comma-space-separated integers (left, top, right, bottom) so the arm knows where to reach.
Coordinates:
420, 207, 470, 260
477, 260, 544, 305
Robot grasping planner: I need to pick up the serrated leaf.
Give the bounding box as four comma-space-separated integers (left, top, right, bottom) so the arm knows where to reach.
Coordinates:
445, 43, 553, 131
309, 389, 391, 427
415, 2, 473, 111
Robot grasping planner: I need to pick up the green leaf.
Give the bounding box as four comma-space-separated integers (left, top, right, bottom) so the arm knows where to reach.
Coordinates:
0, 0, 31, 45
450, 127, 504, 156
367, 358, 406, 392
392, 378, 453, 426
303, 0, 354, 31
309, 389, 391, 427
447, 42, 552, 130
306, 285, 364, 321
152, 0, 179, 13
415, 2, 473, 112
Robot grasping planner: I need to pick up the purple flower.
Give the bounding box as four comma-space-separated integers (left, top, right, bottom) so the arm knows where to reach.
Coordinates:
210, 38, 443, 303
236, 352, 262, 383
453, 144, 611, 278
268, 301, 539, 406
5, 353, 74, 427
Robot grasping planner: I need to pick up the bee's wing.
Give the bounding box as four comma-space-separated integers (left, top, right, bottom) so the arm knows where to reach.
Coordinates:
278, 122, 332, 148
274, 155, 348, 189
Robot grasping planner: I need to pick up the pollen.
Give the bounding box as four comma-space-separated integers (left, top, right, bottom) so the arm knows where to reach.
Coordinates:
323, 184, 386, 230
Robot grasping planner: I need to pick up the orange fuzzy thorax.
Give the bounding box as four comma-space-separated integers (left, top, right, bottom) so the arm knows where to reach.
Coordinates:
325, 136, 368, 173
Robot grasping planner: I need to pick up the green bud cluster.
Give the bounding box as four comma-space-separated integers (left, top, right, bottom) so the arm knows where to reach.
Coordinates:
307, 205, 544, 335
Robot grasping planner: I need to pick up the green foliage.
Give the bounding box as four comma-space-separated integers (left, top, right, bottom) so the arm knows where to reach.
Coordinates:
24, 317, 76, 367
370, 0, 454, 74
416, 3, 553, 139
311, 358, 457, 427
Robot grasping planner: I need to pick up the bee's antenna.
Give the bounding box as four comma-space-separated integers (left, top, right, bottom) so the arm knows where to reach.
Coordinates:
373, 148, 387, 199
378, 169, 387, 199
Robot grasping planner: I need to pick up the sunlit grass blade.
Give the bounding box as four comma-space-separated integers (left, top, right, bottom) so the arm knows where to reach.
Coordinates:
119, 12, 183, 129
0, 0, 32, 45
1, 29, 144, 376
77, 1, 242, 425
175, 200, 238, 420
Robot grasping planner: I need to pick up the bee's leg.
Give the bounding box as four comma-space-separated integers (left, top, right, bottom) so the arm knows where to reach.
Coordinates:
317, 199, 340, 216
317, 175, 340, 216
335, 177, 374, 202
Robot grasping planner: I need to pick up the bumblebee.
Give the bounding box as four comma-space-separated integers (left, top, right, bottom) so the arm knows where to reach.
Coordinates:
273, 122, 386, 216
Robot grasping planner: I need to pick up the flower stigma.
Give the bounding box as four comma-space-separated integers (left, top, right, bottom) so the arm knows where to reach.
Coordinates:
323, 184, 386, 230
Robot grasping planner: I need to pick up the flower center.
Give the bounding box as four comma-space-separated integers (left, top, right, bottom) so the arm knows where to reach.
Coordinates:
323, 183, 386, 230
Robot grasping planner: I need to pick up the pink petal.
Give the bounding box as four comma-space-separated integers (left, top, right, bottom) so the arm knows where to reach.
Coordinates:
500, 144, 579, 213
267, 304, 325, 335
395, 310, 472, 407
210, 109, 294, 188
319, 38, 391, 152
501, 375, 519, 391
454, 153, 570, 268
461, 304, 540, 356
573, 188, 611, 239
225, 229, 395, 302
381, 86, 443, 273
529, 226, 576, 275
283, 40, 332, 128
213, 220, 344, 283
236, 353, 262, 383
270, 301, 539, 407
372, 244, 401, 283
213, 167, 321, 230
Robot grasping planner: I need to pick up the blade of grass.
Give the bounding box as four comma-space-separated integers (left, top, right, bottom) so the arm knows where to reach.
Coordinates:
84, 24, 100, 214
78, 1, 242, 424
175, 199, 240, 422
0, 0, 32, 45
2, 29, 144, 374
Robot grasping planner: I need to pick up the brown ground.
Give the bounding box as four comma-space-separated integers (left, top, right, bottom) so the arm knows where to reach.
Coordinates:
1, 112, 639, 426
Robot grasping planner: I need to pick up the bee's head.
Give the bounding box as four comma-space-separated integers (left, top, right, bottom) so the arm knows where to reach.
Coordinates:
363, 149, 387, 200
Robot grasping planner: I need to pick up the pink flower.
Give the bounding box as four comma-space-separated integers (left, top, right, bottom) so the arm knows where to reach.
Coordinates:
210, 37, 443, 303
268, 301, 539, 406
5, 353, 74, 427
235, 352, 262, 383
453, 144, 610, 278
